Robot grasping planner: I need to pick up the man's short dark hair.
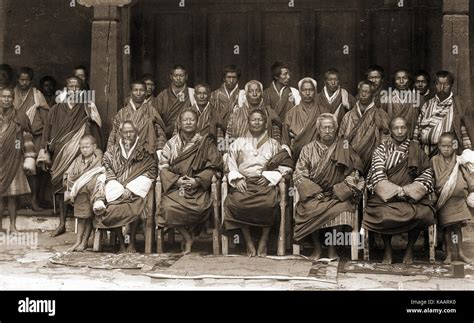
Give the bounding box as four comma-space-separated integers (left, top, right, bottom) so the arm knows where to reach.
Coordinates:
80, 134, 97, 145
18, 67, 34, 80
413, 69, 431, 84
194, 83, 211, 94
170, 64, 187, 74
65, 76, 84, 89
141, 73, 155, 83
72, 66, 88, 77
324, 68, 340, 79
435, 70, 454, 85
39, 75, 57, 88
0, 87, 15, 98
389, 116, 408, 129
222, 65, 241, 79
393, 69, 412, 86
0, 64, 14, 81
366, 64, 385, 79
439, 132, 456, 142
271, 61, 290, 80
357, 80, 374, 92
248, 109, 267, 124
130, 80, 147, 90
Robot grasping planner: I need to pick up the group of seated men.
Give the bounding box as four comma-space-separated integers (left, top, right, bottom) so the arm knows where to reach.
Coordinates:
0, 61, 473, 265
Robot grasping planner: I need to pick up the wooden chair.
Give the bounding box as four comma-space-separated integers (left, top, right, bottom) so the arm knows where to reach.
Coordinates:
220, 175, 288, 256
361, 189, 437, 263
291, 188, 361, 261
155, 174, 221, 255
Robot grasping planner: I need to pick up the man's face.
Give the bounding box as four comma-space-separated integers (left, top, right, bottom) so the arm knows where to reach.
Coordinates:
395, 71, 409, 91
131, 84, 146, 104
180, 111, 197, 134
73, 69, 87, 83
224, 72, 239, 90
367, 71, 382, 88
0, 89, 14, 110
194, 86, 209, 107
300, 82, 315, 103
249, 112, 266, 135
325, 74, 340, 92
246, 83, 262, 105
121, 123, 138, 145
318, 118, 336, 143
41, 80, 55, 96
18, 73, 32, 91
170, 68, 187, 88
438, 136, 455, 158
358, 84, 373, 105
435, 77, 452, 97
79, 138, 96, 158
144, 79, 155, 98
275, 68, 290, 86
390, 119, 408, 144
0, 70, 10, 86
66, 79, 81, 95
414, 75, 429, 95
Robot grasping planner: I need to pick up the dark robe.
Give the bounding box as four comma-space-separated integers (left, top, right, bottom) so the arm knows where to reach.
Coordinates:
156, 87, 194, 138
210, 84, 242, 126
316, 88, 356, 126
263, 83, 297, 122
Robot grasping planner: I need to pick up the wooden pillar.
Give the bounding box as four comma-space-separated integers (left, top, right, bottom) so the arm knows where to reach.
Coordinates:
78, 0, 132, 137
442, 0, 471, 113
0, 0, 6, 63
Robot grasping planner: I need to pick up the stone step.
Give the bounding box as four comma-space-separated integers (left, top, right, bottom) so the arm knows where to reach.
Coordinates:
1, 209, 75, 232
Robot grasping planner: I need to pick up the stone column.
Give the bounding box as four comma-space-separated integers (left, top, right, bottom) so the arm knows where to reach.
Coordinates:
442, 0, 471, 114
78, 0, 132, 137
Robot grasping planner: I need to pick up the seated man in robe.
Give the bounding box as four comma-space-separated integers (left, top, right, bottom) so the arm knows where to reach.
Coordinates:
364, 117, 435, 264
224, 109, 294, 257
293, 113, 364, 260
432, 133, 474, 264
156, 108, 222, 254
283, 77, 324, 161
64, 135, 104, 252
94, 121, 157, 253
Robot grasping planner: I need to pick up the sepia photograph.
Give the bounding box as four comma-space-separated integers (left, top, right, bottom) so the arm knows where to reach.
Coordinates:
0, 0, 473, 320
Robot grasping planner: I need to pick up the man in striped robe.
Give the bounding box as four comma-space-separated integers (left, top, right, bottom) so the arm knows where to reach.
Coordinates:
155, 65, 195, 138
413, 70, 473, 157
293, 113, 364, 260
14, 67, 49, 211
210, 65, 245, 126
315, 69, 356, 126
339, 80, 390, 174
38, 76, 103, 237
0, 87, 37, 232
364, 117, 435, 264
263, 61, 301, 122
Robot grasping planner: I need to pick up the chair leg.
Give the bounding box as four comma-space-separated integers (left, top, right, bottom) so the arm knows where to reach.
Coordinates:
351, 208, 360, 261
363, 229, 370, 261
211, 177, 220, 255
293, 244, 301, 255
93, 229, 102, 252
221, 234, 229, 255
277, 180, 286, 256
156, 227, 164, 254
429, 224, 436, 263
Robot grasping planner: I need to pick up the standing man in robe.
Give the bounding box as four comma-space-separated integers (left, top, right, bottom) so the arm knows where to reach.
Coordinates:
14, 67, 49, 211
316, 69, 356, 125
0, 87, 37, 232
156, 65, 195, 138
413, 70, 432, 108
72, 66, 90, 91
263, 61, 301, 122
39, 76, 58, 108
366, 65, 385, 106
38, 76, 102, 237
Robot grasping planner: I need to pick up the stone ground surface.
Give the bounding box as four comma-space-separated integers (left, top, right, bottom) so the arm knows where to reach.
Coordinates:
1, 213, 474, 290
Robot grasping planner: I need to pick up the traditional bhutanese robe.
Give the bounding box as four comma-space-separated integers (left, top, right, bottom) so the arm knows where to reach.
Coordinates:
293, 139, 363, 241
432, 152, 474, 227
418, 90, 432, 113
225, 101, 282, 146
316, 86, 356, 125
210, 83, 245, 126
224, 132, 294, 230
0, 109, 36, 196
263, 81, 301, 121
107, 99, 166, 154
338, 101, 390, 174
14, 86, 49, 151
282, 101, 325, 161
64, 149, 104, 219
95, 138, 157, 229
173, 102, 225, 140
413, 93, 473, 157
381, 89, 420, 139
364, 138, 435, 234
157, 133, 222, 228
156, 87, 195, 138
40, 101, 102, 193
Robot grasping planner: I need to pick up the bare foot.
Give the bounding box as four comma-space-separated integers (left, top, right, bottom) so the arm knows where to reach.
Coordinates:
443, 253, 452, 265
382, 248, 393, 264
246, 243, 257, 257
257, 240, 267, 257
457, 252, 472, 264
118, 244, 126, 254
328, 246, 338, 259
50, 225, 65, 237
68, 241, 81, 252
182, 239, 193, 255
9, 225, 18, 233
31, 203, 44, 212
403, 249, 414, 265
76, 240, 88, 252
309, 247, 321, 261
126, 245, 137, 253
